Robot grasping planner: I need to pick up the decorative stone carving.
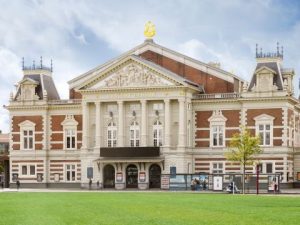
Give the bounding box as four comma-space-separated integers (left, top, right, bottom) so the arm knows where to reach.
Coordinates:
103, 63, 171, 87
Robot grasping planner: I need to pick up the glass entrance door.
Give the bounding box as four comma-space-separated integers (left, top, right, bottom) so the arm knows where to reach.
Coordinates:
149, 164, 161, 188
126, 164, 138, 188
103, 164, 115, 188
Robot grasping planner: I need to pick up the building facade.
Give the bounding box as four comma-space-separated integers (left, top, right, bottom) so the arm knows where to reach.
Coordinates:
0, 132, 9, 188
5, 38, 300, 189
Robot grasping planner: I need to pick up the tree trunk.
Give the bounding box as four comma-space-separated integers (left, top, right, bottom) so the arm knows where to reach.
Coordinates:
243, 163, 246, 194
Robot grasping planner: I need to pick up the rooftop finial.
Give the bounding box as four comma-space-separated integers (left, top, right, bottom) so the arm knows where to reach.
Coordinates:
33, 60, 35, 69
281, 46, 284, 58
256, 44, 258, 57
144, 21, 156, 39
22, 57, 24, 70
51, 59, 53, 72
40, 56, 43, 69
277, 42, 279, 55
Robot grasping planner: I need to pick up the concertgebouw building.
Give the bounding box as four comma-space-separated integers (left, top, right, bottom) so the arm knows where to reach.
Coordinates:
5, 23, 300, 189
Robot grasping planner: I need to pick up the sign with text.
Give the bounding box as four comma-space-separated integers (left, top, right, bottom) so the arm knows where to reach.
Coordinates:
116, 172, 123, 182
139, 172, 146, 182
213, 176, 223, 191
87, 167, 93, 179
161, 175, 170, 190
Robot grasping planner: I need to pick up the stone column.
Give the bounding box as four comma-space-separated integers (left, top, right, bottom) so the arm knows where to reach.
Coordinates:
178, 98, 186, 147
95, 102, 101, 148
141, 100, 147, 146
117, 101, 124, 147
82, 102, 89, 149
164, 99, 171, 147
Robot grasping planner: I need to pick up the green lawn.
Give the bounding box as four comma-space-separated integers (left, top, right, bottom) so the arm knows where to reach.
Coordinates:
0, 192, 299, 225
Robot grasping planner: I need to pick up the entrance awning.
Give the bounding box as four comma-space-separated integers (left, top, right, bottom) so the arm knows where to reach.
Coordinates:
94, 157, 164, 163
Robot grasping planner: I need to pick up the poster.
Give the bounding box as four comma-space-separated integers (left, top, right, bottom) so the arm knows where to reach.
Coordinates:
161, 175, 170, 189
139, 172, 146, 182
213, 176, 223, 191
12, 173, 18, 182
37, 173, 43, 182
116, 172, 123, 182
54, 173, 60, 182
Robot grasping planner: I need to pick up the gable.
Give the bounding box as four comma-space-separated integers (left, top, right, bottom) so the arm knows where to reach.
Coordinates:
19, 78, 39, 86
89, 62, 175, 89
254, 114, 275, 122
78, 56, 194, 90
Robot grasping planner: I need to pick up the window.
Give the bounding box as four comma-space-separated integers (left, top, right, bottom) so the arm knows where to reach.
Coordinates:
130, 121, 140, 147
20, 165, 36, 177
212, 125, 224, 147
258, 124, 271, 146
212, 163, 223, 174
61, 115, 78, 150
23, 129, 34, 150
66, 164, 76, 182
266, 163, 273, 173
107, 122, 117, 147
254, 114, 274, 147
208, 110, 227, 147
65, 129, 76, 149
153, 120, 163, 146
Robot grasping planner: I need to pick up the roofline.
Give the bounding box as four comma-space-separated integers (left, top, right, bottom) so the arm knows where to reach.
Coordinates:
68, 40, 246, 89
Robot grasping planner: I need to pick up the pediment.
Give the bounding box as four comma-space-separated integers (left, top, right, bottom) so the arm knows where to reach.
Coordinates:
254, 114, 275, 122
255, 66, 276, 75
19, 78, 39, 86
61, 115, 78, 127
18, 120, 36, 128
208, 110, 227, 122
79, 56, 188, 90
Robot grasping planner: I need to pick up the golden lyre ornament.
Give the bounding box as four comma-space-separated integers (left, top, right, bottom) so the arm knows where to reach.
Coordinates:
144, 21, 156, 38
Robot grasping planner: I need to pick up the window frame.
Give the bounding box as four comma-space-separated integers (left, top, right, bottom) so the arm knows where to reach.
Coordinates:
208, 110, 227, 148
153, 120, 163, 147
211, 162, 224, 174
65, 164, 77, 182
130, 121, 140, 147
107, 122, 117, 147
19, 164, 36, 178
254, 114, 274, 147
19, 120, 36, 151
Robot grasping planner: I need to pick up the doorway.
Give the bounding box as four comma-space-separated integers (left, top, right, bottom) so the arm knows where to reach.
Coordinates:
126, 164, 138, 188
103, 164, 115, 188
149, 164, 161, 188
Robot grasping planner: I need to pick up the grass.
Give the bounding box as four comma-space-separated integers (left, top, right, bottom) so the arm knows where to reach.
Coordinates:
0, 192, 300, 225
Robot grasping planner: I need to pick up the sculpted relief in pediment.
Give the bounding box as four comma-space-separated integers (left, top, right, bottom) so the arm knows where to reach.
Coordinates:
91, 63, 174, 89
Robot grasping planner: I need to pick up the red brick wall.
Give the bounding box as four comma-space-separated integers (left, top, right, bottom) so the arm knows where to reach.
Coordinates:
69, 89, 82, 99
247, 108, 282, 126
139, 50, 235, 93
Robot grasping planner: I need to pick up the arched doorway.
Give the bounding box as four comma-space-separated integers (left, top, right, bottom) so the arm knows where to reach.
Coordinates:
149, 164, 161, 188
126, 164, 138, 188
103, 164, 115, 188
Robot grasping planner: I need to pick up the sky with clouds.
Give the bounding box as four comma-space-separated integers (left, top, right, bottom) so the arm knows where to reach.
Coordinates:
0, 0, 300, 133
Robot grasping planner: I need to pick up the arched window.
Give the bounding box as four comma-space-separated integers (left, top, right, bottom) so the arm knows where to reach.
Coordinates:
107, 122, 117, 147
153, 120, 163, 147
130, 121, 140, 147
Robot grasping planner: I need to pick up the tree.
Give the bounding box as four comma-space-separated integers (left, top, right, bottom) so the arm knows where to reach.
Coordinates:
226, 127, 262, 194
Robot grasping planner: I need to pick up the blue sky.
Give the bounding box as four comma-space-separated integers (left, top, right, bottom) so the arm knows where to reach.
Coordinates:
0, 0, 300, 132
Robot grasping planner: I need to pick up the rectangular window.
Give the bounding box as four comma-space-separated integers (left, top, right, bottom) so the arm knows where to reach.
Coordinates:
65, 129, 76, 149
212, 125, 224, 147
66, 164, 76, 182
20, 165, 35, 177
258, 124, 271, 146
23, 129, 34, 150
212, 163, 223, 174
266, 163, 273, 173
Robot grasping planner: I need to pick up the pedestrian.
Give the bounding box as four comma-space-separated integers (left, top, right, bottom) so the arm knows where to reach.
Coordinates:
96, 180, 100, 190
16, 179, 20, 190
89, 179, 92, 190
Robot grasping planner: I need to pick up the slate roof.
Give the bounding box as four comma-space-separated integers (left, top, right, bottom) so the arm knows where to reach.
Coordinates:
248, 62, 284, 91
14, 74, 60, 100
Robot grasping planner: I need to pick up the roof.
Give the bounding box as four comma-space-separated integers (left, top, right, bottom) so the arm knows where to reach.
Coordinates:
248, 62, 284, 91
69, 40, 245, 90
14, 73, 60, 100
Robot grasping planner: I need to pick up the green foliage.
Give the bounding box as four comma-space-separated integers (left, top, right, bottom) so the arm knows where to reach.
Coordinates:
0, 193, 299, 225
0, 164, 4, 173
226, 127, 262, 167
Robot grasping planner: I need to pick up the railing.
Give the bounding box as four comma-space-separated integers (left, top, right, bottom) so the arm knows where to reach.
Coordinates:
194, 93, 241, 100
47, 99, 82, 105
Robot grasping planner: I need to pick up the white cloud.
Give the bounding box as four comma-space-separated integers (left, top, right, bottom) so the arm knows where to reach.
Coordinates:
0, 0, 300, 133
